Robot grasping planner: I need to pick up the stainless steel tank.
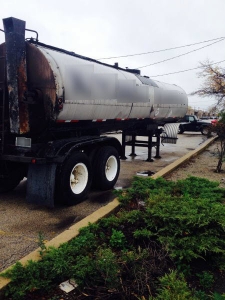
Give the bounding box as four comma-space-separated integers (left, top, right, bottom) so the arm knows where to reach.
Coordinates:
34, 43, 188, 123
0, 17, 188, 136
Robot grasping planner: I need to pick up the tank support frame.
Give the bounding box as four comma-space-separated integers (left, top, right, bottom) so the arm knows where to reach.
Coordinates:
121, 126, 163, 162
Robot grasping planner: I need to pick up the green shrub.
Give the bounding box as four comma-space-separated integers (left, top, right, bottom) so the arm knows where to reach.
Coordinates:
117, 176, 225, 263
2, 176, 225, 299
150, 270, 195, 300
95, 247, 119, 288
109, 228, 126, 249
197, 271, 214, 290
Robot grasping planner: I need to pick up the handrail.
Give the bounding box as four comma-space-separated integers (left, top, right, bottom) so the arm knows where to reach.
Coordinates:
25, 28, 38, 41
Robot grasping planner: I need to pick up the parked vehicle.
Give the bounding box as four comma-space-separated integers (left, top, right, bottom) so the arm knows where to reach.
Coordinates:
178, 115, 211, 135
0, 17, 188, 206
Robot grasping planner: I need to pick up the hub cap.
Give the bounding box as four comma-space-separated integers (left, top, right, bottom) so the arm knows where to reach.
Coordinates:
105, 156, 117, 181
70, 163, 88, 194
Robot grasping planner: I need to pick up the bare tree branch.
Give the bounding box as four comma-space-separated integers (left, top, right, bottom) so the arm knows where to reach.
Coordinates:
191, 61, 225, 109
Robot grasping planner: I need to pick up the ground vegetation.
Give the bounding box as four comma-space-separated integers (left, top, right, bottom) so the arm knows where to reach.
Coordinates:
1, 176, 225, 299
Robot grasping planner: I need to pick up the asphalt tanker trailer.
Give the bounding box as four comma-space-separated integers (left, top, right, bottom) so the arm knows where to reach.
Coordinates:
0, 17, 188, 206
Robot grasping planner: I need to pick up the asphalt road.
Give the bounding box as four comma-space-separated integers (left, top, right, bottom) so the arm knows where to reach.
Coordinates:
0, 132, 208, 272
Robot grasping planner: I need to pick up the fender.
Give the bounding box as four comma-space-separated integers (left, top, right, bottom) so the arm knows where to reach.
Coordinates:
38, 135, 122, 163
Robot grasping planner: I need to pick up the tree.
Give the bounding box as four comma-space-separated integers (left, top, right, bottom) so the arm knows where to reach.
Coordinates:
193, 61, 225, 172
207, 110, 225, 173
192, 61, 225, 110
208, 105, 219, 116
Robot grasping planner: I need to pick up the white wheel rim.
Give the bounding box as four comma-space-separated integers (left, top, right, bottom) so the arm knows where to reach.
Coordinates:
105, 155, 118, 181
70, 163, 88, 194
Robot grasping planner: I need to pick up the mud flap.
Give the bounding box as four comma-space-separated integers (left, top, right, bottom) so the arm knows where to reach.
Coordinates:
26, 163, 57, 207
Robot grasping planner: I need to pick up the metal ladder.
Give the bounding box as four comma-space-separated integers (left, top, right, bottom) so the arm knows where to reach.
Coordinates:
0, 55, 6, 154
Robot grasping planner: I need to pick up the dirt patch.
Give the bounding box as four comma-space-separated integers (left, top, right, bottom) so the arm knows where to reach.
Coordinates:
165, 140, 225, 187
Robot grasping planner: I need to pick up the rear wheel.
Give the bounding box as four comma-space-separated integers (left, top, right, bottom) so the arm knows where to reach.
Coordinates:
92, 146, 120, 190
201, 126, 209, 135
58, 153, 92, 205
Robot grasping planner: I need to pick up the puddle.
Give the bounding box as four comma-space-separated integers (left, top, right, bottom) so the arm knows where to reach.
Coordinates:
136, 171, 155, 176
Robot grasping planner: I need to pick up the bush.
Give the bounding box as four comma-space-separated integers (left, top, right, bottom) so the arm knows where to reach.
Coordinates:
2, 176, 225, 299
150, 270, 195, 300
118, 176, 225, 263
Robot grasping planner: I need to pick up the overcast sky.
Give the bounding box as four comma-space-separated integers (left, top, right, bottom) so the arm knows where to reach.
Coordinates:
1, 0, 224, 111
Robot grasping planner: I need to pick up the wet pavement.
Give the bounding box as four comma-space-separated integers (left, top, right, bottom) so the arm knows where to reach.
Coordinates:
0, 132, 208, 272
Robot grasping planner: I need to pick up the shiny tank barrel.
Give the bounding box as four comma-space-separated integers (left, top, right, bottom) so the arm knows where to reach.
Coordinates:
36, 44, 188, 123
0, 17, 188, 138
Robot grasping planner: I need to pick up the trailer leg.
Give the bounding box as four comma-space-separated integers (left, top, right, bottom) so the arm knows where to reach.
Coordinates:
129, 134, 137, 157
121, 131, 127, 160
154, 132, 161, 159
146, 133, 154, 162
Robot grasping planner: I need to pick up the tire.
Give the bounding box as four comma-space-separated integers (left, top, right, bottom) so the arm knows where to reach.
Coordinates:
201, 126, 209, 135
92, 146, 120, 190
0, 162, 25, 193
58, 153, 92, 205
178, 126, 184, 134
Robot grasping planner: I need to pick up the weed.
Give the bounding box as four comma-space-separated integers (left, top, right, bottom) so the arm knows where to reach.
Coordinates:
38, 231, 47, 257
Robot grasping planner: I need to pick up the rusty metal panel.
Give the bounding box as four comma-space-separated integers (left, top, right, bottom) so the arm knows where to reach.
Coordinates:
0, 43, 9, 154
26, 43, 56, 134
0, 43, 5, 84
3, 17, 29, 134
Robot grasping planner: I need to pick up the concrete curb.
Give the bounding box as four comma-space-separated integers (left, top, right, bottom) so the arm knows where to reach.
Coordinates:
0, 135, 217, 294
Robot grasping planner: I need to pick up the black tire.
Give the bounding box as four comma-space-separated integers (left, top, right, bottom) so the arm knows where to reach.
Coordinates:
178, 126, 184, 134
0, 162, 25, 193
58, 153, 92, 205
92, 146, 120, 190
201, 126, 209, 135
